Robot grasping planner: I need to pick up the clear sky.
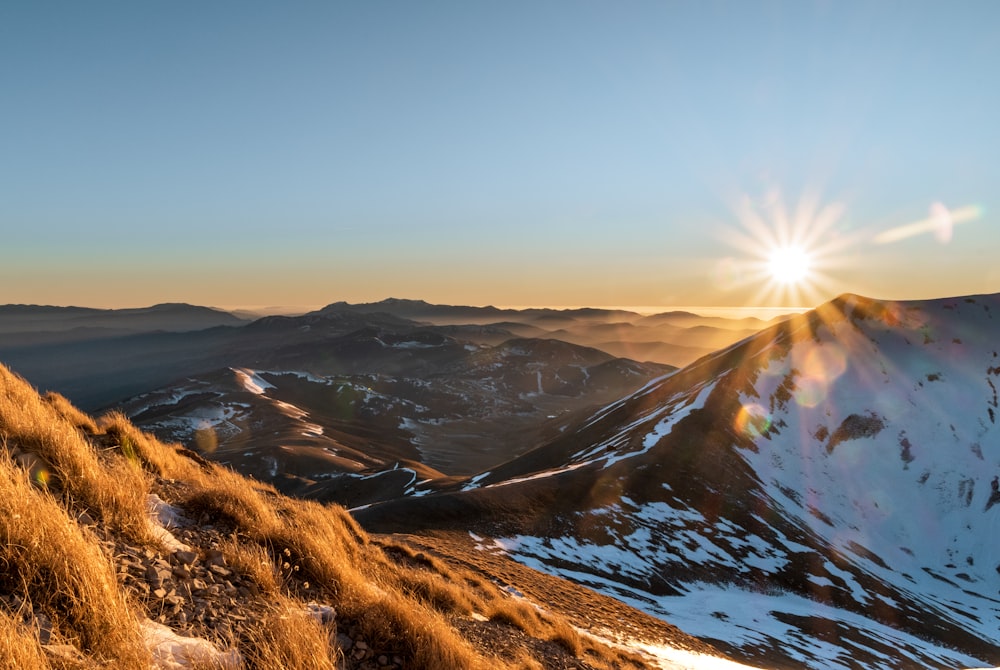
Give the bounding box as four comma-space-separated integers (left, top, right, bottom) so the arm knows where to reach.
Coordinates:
2, 1, 999, 311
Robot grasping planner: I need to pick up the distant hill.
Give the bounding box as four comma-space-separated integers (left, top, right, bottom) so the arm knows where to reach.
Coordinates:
317, 299, 783, 368
0, 303, 247, 347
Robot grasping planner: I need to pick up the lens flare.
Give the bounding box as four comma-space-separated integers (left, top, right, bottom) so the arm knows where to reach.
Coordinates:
194, 422, 218, 454
873, 203, 982, 244
800, 343, 847, 382
792, 376, 826, 408
734, 403, 772, 438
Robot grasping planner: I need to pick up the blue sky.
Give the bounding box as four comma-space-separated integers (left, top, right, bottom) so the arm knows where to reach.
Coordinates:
2, 1, 999, 310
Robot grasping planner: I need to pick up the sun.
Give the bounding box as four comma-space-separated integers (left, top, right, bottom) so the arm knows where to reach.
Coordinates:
714, 188, 862, 308
767, 246, 811, 284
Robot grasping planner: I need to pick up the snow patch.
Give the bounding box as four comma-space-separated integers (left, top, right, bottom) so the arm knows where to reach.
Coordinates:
142, 619, 241, 669
231, 368, 274, 395
145, 495, 191, 553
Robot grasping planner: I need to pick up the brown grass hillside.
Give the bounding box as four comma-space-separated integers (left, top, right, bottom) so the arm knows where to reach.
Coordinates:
0, 363, 650, 669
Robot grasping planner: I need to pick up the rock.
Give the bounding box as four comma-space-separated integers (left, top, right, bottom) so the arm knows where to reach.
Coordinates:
305, 602, 336, 626
173, 549, 198, 566
42, 645, 85, 663
337, 633, 353, 651
209, 565, 231, 577
153, 588, 167, 599
34, 612, 52, 645
204, 549, 227, 567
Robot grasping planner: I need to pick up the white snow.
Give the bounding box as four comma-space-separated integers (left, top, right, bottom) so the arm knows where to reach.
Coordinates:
504, 296, 1000, 669
145, 495, 191, 554
394, 340, 438, 349
461, 471, 492, 491
231, 367, 274, 395
600, 380, 716, 469
481, 461, 589, 489
142, 619, 241, 669
730, 296, 1000, 644
647, 584, 987, 670
584, 625, 763, 670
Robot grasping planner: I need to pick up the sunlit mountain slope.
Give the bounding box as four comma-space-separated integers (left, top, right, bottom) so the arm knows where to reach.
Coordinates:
358, 293, 1000, 669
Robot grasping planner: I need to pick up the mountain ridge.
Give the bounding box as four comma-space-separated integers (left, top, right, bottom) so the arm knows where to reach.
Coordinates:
356, 291, 1000, 669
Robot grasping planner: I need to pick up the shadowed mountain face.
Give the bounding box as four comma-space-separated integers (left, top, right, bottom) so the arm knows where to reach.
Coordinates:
356, 293, 1000, 670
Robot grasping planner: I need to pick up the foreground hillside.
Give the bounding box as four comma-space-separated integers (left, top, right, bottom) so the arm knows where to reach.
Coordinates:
358, 292, 1000, 669
0, 363, 744, 669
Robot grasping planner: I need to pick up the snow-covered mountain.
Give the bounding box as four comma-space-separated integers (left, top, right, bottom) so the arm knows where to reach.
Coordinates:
357, 293, 1000, 669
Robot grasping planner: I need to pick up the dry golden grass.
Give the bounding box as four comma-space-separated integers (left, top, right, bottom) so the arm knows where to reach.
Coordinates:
486, 598, 545, 633
206, 492, 490, 669
181, 467, 282, 533
0, 368, 151, 542
0, 609, 52, 669
43, 392, 98, 435
219, 541, 281, 596
546, 617, 584, 656
239, 596, 338, 670
396, 569, 479, 616
511, 653, 545, 670
353, 593, 486, 670
0, 454, 149, 667
100, 411, 211, 486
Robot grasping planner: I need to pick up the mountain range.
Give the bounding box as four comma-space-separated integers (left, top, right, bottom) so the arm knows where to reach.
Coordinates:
3, 294, 1000, 668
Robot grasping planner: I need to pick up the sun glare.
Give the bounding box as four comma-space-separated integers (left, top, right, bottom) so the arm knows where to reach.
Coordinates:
767, 246, 811, 284
713, 188, 864, 309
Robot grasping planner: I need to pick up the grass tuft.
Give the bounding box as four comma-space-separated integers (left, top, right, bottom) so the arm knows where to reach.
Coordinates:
240, 596, 338, 670
0, 455, 149, 666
